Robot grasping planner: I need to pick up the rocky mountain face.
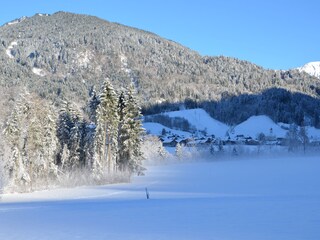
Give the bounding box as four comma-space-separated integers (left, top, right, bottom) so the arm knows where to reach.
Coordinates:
0, 12, 319, 123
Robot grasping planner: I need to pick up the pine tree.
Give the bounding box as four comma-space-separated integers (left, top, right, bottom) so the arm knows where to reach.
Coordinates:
25, 98, 58, 189
4, 93, 58, 191
117, 85, 144, 174
158, 144, 168, 160
68, 121, 81, 170
81, 122, 96, 169
94, 79, 119, 176
117, 91, 127, 171
56, 101, 81, 171
87, 86, 100, 123
42, 110, 59, 185
175, 143, 183, 160
3, 96, 27, 188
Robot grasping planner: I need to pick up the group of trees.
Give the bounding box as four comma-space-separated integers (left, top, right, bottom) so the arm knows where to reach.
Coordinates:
286, 124, 309, 153
1, 79, 144, 192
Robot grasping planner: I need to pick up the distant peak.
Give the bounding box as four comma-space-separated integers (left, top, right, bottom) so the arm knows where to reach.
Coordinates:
297, 61, 320, 78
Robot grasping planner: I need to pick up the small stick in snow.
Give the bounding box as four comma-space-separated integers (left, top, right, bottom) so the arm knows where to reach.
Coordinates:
145, 187, 150, 199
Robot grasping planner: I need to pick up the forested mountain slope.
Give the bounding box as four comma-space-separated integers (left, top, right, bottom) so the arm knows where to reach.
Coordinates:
0, 11, 319, 125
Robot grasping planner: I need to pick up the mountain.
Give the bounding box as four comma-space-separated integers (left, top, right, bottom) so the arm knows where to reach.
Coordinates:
0, 11, 320, 126
297, 61, 320, 79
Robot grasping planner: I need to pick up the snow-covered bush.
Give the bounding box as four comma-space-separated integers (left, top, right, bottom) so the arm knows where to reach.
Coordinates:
141, 136, 171, 163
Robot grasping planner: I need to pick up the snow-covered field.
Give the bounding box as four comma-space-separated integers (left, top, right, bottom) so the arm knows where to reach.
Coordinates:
1, 155, 319, 240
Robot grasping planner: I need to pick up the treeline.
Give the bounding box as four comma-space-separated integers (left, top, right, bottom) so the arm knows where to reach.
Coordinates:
142, 88, 320, 128
1, 79, 144, 192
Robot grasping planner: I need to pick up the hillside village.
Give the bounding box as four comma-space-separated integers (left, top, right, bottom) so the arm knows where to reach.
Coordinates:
143, 109, 320, 150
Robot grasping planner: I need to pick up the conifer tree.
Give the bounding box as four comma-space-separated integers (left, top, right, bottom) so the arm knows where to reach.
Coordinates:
87, 86, 100, 123
157, 144, 168, 160
68, 121, 81, 169
117, 91, 127, 170
4, 93, 58, 191
56, 101, 81, 170
175, 142, 183, 160
25, 97, 58, 189
3, 96, 28, 188
81, 122, 96, 168
117, 85, 144, 174
94, 79, 119, 176
42, 109, 59, 184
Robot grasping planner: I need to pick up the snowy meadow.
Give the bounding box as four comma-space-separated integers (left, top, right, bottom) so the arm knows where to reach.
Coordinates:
1, 153, 319, 240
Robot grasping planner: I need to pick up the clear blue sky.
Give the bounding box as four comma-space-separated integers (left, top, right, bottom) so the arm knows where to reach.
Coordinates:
0, 0, 319, 70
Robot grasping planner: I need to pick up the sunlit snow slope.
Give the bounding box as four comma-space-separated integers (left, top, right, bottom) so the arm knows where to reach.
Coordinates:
231, 115, 287, 138
297, 61, 320, 78
149, 108, 230, 137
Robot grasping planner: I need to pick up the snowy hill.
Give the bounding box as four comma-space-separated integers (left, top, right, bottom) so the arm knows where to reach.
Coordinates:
230, 115, 287, 139
297, 61, 320, 78
162, 108, 229, 138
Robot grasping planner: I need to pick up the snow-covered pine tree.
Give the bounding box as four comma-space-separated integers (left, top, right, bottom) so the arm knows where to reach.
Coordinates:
175, 142, 183, 160
25, 97, 58, 189
117, 91, 127, 171
56, 101, 82, 171
117, 85, 144, 174
26, 111, 43, 190
158, 143, 168, 160
81, 122, 96, 169
94, 79, 119, 176
83, 87, 99, 169
87, 86, 100, 123
68, 120, 81, 170
3, 94, 30, 190
4, 93, 58, 191
41, 107, 59, 186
